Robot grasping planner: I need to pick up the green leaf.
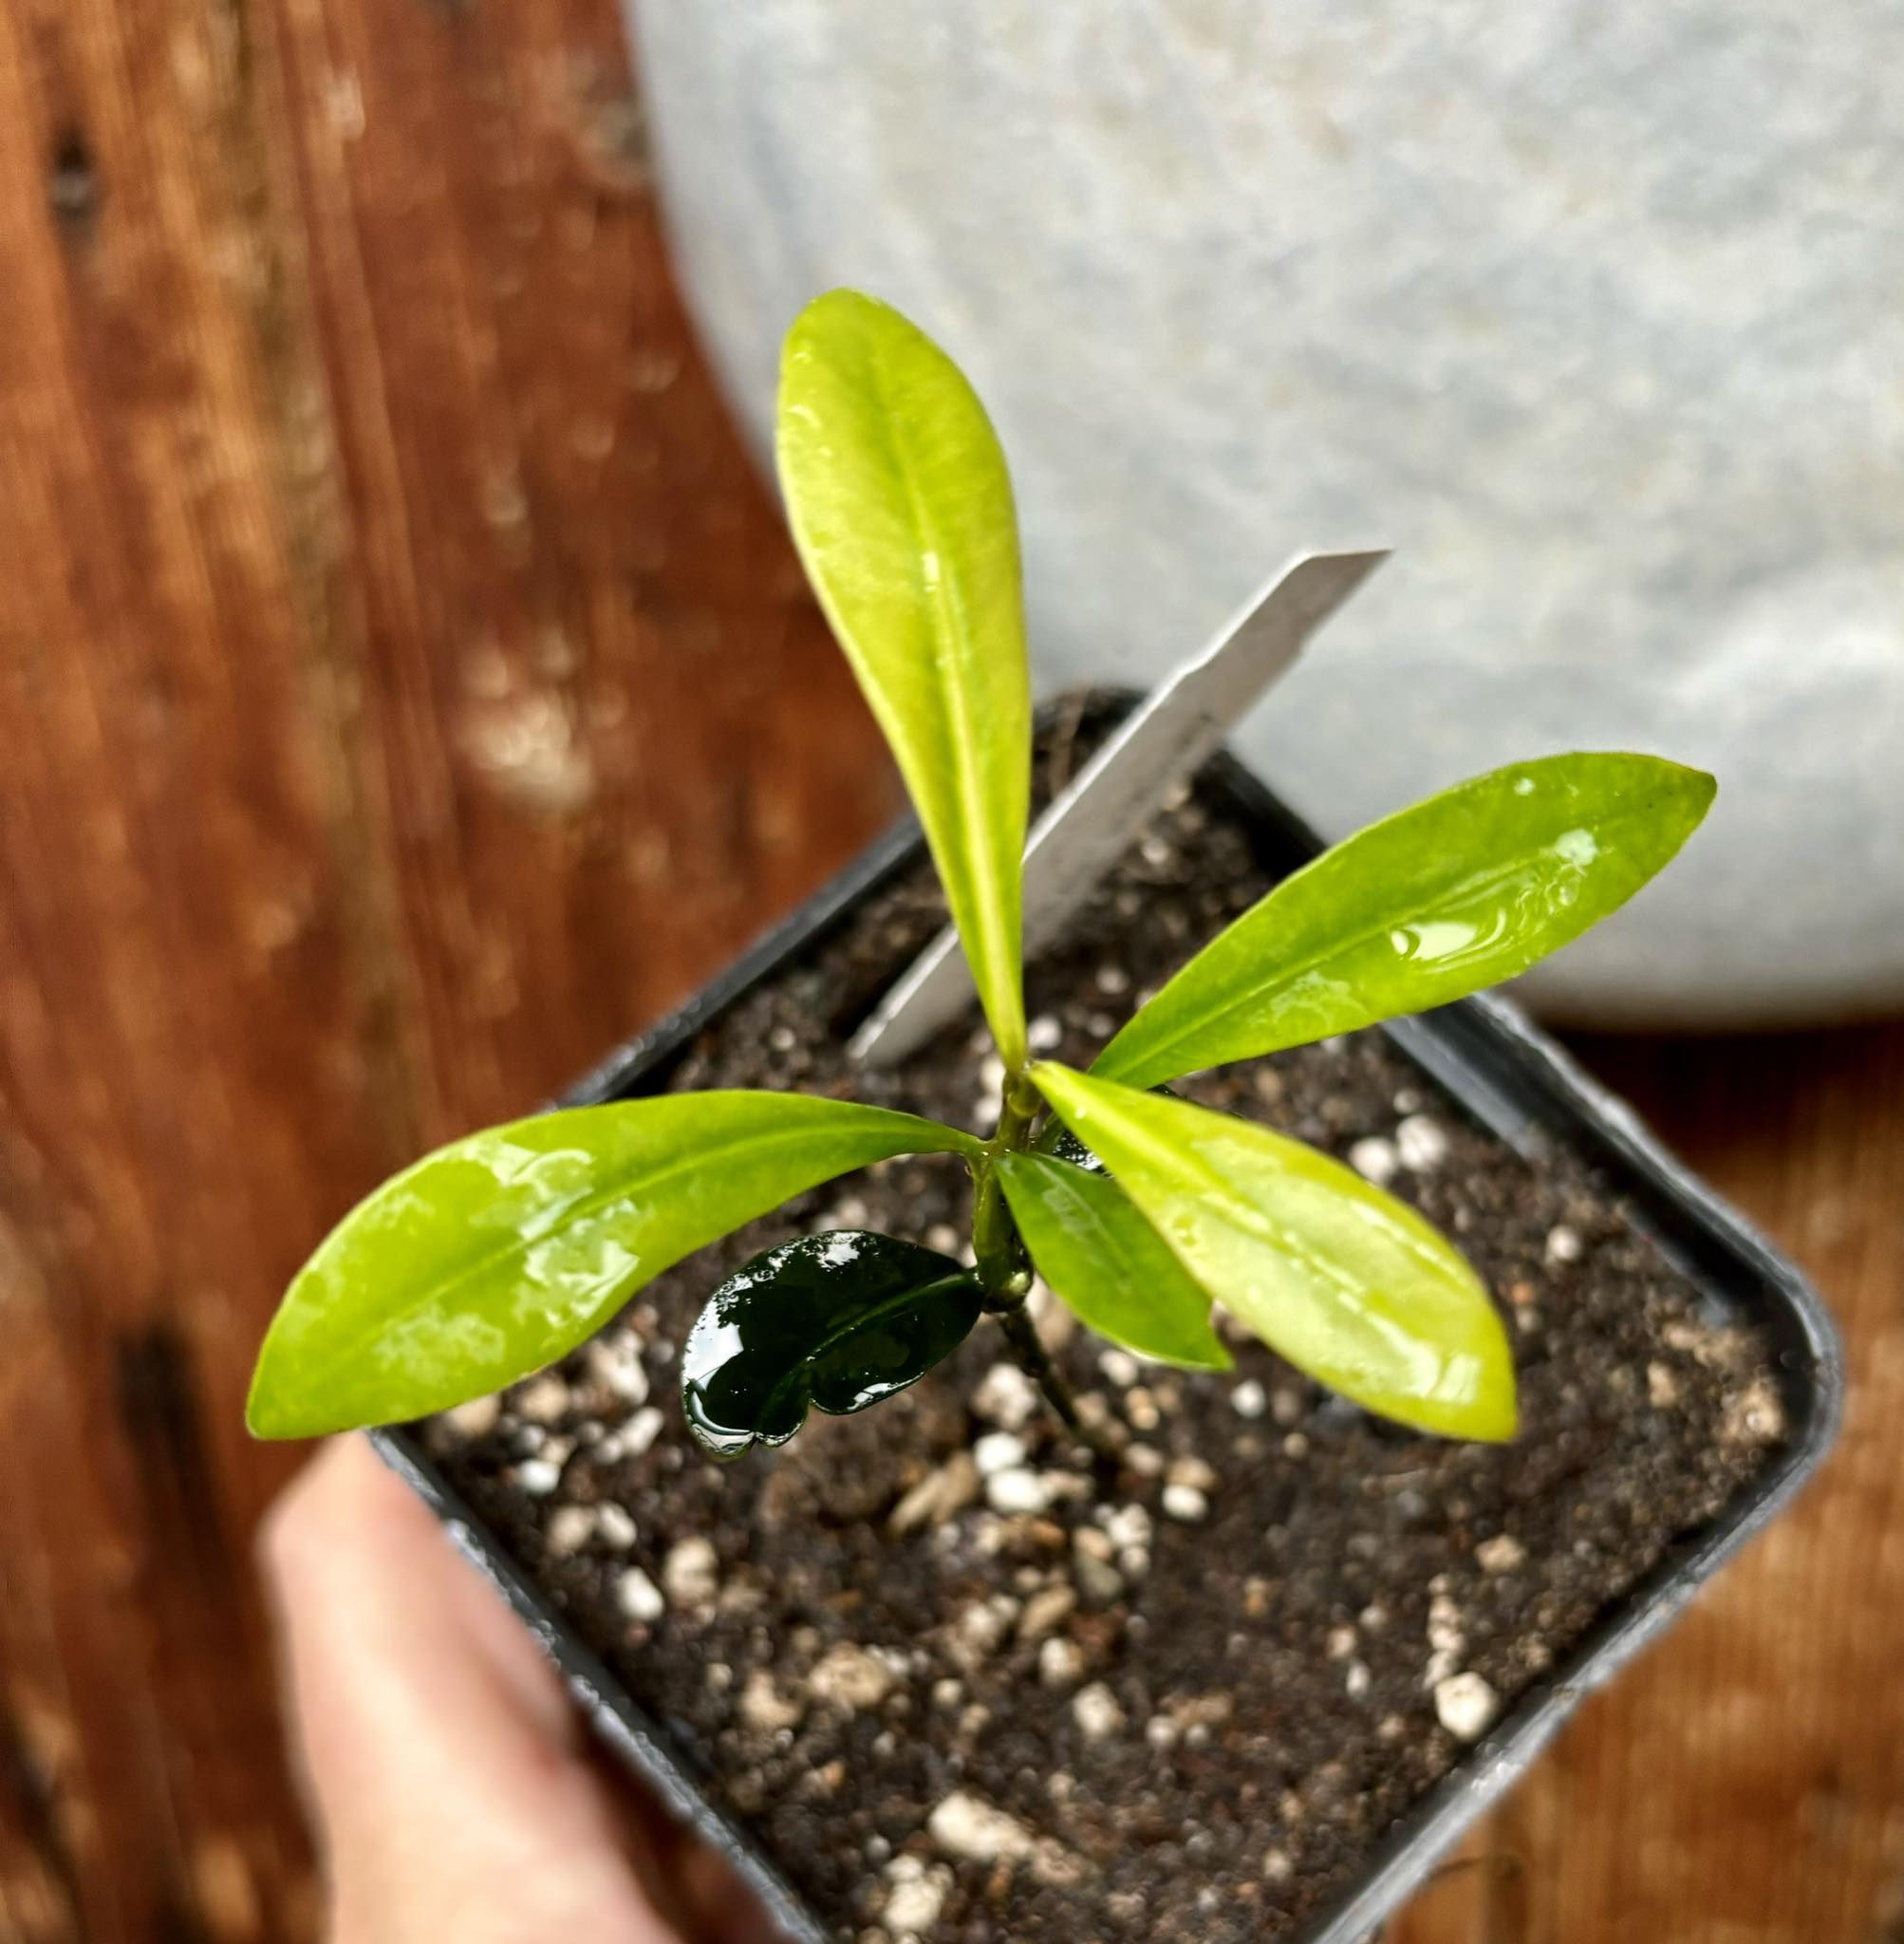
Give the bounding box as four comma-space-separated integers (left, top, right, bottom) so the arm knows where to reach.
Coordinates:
681, 1230, 982, 1459
777, 290, 1032, 1068
247, 1095, 980, 1439
1095, 753, 1716, 1090
1032, 1064, 1516, 1441
996, 1151, 1231, 1372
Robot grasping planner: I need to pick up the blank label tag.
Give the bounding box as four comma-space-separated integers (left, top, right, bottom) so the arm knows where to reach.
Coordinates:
849, 548, 1389, 1067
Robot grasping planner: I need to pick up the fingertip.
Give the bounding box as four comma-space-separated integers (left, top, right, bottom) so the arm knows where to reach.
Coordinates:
258, 1436, 418, 1588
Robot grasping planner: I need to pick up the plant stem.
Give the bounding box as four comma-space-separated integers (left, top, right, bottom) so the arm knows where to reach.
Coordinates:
969, 1072, 1112, 1455
993, 1299, 1097, 1445
970, 1071, 1039, 1294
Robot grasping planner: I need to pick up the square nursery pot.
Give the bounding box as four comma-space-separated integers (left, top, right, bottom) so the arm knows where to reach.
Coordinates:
373, 706, 1840, 1944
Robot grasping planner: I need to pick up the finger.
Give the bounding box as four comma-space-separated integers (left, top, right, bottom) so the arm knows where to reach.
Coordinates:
261, 1436, 679, 1943
577, 1749, 789, 1944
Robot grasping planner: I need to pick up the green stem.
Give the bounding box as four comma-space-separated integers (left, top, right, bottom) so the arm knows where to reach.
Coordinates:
969, 1072, 1110, 1454
971, 1074, 1039, 1297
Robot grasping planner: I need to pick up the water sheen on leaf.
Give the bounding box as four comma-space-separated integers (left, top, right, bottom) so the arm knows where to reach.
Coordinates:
1032, 1064, 1516, 1442
776, 290, 1032, 1068
996, 1151, 1230, 1372
682, 1231, 982, 1459
247, 1095, 980, 1439
1095, 753, 1716, 1090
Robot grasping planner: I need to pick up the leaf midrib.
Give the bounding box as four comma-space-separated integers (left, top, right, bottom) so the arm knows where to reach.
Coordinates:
859, 316, 1020, 1056
755, 1270, 979, 1432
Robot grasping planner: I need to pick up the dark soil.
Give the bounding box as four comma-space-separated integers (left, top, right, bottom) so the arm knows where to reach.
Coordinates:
426, 723, 1784, 1944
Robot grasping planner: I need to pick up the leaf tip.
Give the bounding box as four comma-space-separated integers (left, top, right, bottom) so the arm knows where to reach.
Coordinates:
798, 285, 887, 323
1465, 1393, 1520, 1445
780, 288, 909, 376
1441, 1315, 1519, 1443
1623, 751, 1717, 836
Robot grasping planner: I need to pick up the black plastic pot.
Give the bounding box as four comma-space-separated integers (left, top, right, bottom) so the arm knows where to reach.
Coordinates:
373, 744, 1842, 1944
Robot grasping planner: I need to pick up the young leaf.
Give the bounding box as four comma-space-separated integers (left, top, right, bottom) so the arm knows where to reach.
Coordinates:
777, 290, 1032, 1068
681, 1231, 982, 1459
1032, 1064, 1516, 1441
1095, 753, 1716, 1090
248, 1095, 981, 1440
996, 1151, 1231, 1372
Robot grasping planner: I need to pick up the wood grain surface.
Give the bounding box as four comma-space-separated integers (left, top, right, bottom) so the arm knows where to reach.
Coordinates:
0, 4, 1897, 1939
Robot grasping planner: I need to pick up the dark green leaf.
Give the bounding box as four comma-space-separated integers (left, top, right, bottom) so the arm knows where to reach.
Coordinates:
996, 1151, 1230, 1371
776, 290, 1032, 1066
682, 1230, 982, 1458
1096, 753, 1716, 1089
248, 1094, 980, 1439
1044, 1121, 1103, 1169
1033, 1064, 1516, 1441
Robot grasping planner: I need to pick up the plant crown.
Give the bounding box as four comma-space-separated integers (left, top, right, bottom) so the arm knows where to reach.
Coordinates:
247, 290, 1714, 1455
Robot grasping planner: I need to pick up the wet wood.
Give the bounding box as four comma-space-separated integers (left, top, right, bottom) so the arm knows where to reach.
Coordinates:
0, 2, 1897, 1938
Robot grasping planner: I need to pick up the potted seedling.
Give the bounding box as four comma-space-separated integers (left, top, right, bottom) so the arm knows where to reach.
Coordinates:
250, 293, 1838, 1944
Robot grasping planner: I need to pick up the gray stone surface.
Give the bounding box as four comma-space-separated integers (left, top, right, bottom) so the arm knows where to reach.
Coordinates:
628, 1, 1904, 1026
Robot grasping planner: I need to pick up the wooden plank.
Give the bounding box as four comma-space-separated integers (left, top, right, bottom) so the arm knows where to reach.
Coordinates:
0, 0, 389, 1932
0, 0, 892, 1936
1392, 1024, 1904, 1943
262, 0, 893, 1139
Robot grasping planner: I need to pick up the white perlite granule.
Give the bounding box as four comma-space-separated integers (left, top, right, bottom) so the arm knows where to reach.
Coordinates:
1395, 1113, 1450, 1171
1545, 1223, 1584, 1264
1039, 1636, 1085, 1687
1072, 1682, 1127, 1740
1434, 1671, 1500, 1741
927, 1792, 1034, 1862
1475, 1533, 1527, 1574
1161, 1482, 1208, 1523
972, 1361, 1039, 1429
973, 1430, 1027, 1476
594, 1502, 637, 1550
614, 1566, 664, 1623
810, 1643, 897, 1712
441, 1393, 501, 1439
661, 1536, 719, 1606
985, 1467, 1055, 1516
1348, 1136, 1399, 1185
542, 1505, 596, 1556
883, 1856, 951, 1938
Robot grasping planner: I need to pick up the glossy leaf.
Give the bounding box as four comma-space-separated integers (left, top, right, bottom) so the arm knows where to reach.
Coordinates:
1095, 753, 1716, 1090
681, 1230, 982, 1459
777, 290, 1032, 1068
1035, 1084, 1183, 1164
1033, 1065, 1516, 1441
247, 1095, 981, 1439
996, 1151, 1231, 1371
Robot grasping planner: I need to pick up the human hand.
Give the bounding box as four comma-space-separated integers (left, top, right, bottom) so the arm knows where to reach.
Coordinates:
261, 1436, 775, 1944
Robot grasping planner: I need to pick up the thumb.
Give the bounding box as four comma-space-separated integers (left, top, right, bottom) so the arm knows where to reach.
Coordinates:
260, 1436, 680, 1944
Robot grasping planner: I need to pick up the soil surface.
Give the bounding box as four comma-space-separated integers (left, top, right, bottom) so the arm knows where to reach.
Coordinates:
427, 720, 1785, 1944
